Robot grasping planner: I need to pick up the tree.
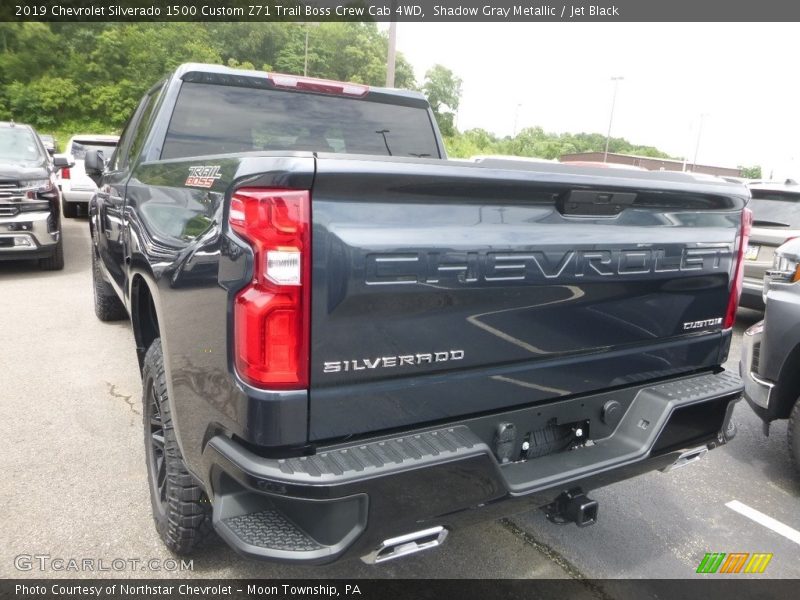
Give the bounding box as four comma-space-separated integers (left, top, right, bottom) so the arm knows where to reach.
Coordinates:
739, 165, 762, 179
0, 22, 420, 138
423, 65, 462, 137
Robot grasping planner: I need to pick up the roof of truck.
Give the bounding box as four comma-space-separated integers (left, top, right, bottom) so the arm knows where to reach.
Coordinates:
172, 62, 430, 106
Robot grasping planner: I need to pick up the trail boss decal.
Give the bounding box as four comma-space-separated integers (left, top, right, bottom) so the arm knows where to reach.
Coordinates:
185, 165, 222, 188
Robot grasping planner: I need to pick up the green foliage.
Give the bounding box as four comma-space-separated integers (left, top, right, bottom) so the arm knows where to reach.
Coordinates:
423, 65, 462, 137
739, 165, 762, 179
445, 126, 679, 161
0, 22, 417, 137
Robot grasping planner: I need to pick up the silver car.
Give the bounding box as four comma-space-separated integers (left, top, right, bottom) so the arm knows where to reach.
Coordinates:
740, 237, 800, 473
741, 180, 800, 310
59, 134, 119, 218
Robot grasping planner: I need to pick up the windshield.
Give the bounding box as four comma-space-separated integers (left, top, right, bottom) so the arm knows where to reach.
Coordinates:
748, 188, 800, 228
0, 127, 44, 164
161, 82, 440, 160
71, 140, 117, 160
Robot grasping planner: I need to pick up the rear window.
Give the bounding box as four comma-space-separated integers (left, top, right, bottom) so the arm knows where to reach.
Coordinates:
71, 140, 117, 159
749, 188, 800, 228
161, 82, 440, 160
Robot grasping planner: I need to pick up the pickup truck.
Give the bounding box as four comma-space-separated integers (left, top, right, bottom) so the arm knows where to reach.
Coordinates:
0, 121, 70, 270
87, 63, 748, 565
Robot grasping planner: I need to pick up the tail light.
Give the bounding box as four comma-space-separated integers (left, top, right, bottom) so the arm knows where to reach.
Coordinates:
61, 167, 70, 179
723, 207, 753, 329
267, 73, 368, 97
229, 188, 311, 389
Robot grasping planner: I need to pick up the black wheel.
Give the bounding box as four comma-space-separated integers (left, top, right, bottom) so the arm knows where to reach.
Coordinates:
92, 250, 127, 321
789, 397, 800, 477
39, 239, 64, 271
142, 339, 212, 554
62, 198, 78, 218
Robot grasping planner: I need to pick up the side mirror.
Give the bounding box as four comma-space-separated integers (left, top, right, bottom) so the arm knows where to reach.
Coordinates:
47, 147, 55, 156
52, 154, 74, 169
84, 149, 105, 186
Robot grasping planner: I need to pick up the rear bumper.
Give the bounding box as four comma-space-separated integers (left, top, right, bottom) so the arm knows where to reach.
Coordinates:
740, 279, 765, 310
202, 370, 742, 564
61, 189, 94, 204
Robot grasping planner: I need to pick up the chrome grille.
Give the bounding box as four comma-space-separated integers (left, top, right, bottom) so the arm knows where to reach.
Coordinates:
0, 204, 20, 217
0, 181, 24, 202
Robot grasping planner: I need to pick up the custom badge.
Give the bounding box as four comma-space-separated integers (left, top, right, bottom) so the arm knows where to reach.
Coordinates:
185, 165, 222, 188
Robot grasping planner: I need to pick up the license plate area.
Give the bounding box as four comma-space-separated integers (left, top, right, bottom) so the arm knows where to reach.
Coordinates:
745, 244, 760, 260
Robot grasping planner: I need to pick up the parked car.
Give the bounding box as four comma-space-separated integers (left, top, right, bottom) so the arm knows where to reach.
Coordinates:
740, 237, 800, 473
59, 134, 119, 218
0, 121, 71, 270
87, 63, 746, 565
741, 180, 800, 309
38, 134, 57, 155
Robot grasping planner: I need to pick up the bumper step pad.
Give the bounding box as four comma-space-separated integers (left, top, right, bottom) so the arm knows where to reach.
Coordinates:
222, 510, 322, 552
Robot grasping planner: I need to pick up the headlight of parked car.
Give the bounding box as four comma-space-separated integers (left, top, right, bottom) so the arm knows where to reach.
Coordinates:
19, 177, 58, 200
19, 179, 54, 192
763, 248, 800, 302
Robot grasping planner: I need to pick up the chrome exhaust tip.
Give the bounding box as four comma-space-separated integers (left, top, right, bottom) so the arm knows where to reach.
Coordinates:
661, 445, 708, 472
361, 526, 448, 564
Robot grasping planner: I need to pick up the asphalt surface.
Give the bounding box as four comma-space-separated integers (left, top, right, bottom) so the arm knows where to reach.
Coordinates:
1, 217, 798, 582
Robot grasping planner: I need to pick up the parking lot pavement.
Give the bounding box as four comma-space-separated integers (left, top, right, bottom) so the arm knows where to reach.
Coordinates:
1, 218, 798, 581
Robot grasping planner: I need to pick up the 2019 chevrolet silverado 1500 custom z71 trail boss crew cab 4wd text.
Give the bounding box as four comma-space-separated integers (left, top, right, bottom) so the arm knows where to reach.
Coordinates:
86, 64, 748, 564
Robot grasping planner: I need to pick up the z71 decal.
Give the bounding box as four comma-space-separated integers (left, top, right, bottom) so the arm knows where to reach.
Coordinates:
185, 165, 222, 188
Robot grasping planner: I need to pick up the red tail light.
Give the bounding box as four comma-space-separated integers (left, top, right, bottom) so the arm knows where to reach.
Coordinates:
723, 207, 753, 329
229, 188, 311, 389
61, 167, 70, 179
267, 73, 369, 97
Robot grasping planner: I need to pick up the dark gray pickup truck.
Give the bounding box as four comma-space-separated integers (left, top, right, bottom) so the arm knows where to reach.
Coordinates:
87, 63, 748, 565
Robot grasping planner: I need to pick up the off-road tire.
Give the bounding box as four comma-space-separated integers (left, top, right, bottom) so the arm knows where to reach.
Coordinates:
62, 199, 78, 218
39, 239, 64, 270
789, 397, 800, 477
142, 339, 213, 554
92, 250, 126, 321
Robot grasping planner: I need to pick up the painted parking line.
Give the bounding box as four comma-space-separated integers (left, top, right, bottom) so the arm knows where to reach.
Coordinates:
726, 500, 800, 546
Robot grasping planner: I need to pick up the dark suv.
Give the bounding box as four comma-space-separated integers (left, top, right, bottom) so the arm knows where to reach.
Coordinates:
0, 121, 70, 270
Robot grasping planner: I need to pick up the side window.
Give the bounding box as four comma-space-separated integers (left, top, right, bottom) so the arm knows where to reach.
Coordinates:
128, 87, 162, 166
109, 88, 160, 172
109, 103, 144, 172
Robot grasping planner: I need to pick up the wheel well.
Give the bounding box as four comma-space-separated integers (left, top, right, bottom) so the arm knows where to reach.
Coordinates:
774, 342, 800, 419
131, 275, 160, 371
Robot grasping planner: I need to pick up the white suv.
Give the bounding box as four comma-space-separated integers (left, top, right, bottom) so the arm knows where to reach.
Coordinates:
59, 134, 119, 218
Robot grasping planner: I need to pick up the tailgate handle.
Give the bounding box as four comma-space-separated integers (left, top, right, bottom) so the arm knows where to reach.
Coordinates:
559, 190, 637, 217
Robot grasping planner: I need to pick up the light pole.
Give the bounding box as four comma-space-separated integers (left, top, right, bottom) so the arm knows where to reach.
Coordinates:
692, 113, 709, 172
603, 76, 624, 163
513, 103, 522, 136
386, 2, 397, 87
303, 25, 309, 76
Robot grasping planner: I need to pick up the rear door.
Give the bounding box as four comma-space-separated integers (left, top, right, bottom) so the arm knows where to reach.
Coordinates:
94, 93, 158, 294
308, 159, 748, 440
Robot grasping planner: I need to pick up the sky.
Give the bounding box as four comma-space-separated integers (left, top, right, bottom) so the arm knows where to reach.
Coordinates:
390, 22, 798, 175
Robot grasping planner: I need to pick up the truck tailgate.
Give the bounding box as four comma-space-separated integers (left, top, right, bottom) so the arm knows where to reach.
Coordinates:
308, 157, 747, 441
